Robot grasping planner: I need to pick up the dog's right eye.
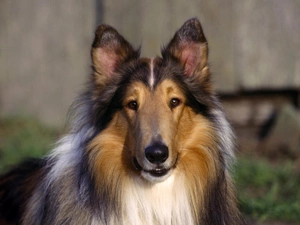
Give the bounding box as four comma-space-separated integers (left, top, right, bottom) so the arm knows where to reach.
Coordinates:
170, 98, 181, 108
127, 101, 138, 111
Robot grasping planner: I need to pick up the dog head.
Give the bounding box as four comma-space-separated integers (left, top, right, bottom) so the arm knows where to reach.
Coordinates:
87, 19, 222, 183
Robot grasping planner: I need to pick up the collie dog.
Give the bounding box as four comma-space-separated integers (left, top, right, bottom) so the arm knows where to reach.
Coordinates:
0, 18, 244, 225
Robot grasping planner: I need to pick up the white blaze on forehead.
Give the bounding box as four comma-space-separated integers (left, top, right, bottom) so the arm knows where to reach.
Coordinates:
149, 57, 155, 88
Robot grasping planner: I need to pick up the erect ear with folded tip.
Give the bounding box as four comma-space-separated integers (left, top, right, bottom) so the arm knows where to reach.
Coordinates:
91, 25, 139, 86
162, 18, 210, 85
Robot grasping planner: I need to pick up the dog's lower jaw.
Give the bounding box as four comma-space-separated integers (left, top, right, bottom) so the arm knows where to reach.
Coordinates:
133, 157, 174, 183
141, 169, 173, 183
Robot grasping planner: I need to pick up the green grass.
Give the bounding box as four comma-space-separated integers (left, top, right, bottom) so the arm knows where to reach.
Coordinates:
235, 155, 300, 223
0, 117, 300, 223
0, 117, 59, 173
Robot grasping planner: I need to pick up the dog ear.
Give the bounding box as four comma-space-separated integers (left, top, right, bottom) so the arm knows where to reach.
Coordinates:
91, 25, 139, 85
162, 18, 209, 80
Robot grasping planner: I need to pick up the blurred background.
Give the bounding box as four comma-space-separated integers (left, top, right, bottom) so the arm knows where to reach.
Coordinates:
0, 0, 299, 224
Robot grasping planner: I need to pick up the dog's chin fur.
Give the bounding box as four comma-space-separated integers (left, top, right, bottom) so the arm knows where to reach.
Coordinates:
99, 174, 196, 225
0, 18, 244, 225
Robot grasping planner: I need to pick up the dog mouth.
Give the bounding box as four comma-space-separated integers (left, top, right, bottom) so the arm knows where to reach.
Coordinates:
133, 157, 173, 177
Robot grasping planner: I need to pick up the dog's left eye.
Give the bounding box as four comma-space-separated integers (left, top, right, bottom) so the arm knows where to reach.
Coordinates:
127, 101, 138, 111
170, 98, 181, 108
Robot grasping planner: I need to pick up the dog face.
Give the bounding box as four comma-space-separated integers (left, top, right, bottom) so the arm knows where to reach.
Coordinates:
123, 76, 186, 182
88, 19, 220, 184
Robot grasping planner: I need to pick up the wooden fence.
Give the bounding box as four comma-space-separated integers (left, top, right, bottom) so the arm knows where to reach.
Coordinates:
0, 0, 299, 126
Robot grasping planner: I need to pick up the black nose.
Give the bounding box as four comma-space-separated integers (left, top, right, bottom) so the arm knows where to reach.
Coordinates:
145, 144, 169, 164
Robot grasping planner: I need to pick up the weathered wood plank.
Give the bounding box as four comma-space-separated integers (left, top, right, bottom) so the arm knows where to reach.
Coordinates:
234, 0, 300, 90
0, 0, 95, 126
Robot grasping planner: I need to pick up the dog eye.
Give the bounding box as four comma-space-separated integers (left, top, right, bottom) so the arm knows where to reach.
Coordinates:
127, 101, 138, 111
170, 98, 181, 108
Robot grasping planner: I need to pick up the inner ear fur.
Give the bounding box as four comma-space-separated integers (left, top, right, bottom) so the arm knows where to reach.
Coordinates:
162, 18, 209, 80
91, 25, 139, 86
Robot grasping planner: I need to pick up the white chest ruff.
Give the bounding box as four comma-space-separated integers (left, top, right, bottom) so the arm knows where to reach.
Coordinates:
92, 174, 195, 225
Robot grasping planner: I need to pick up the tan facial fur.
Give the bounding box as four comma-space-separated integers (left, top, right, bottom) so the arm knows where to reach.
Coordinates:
88, 78, 219, 186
